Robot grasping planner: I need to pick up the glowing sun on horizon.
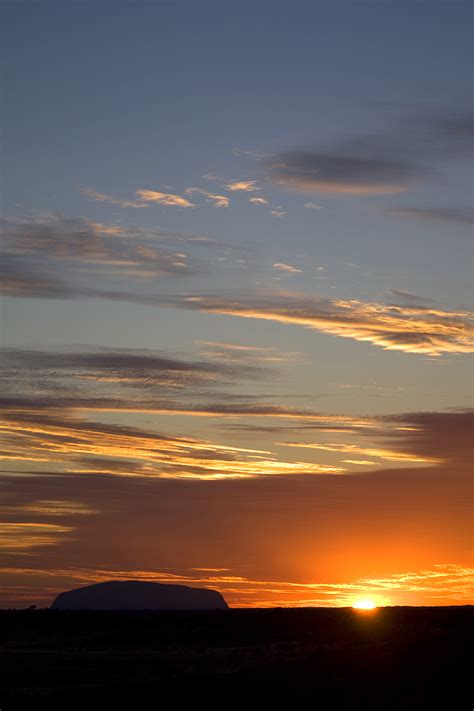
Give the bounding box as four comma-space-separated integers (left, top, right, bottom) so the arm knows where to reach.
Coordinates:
352, 599, 377, 610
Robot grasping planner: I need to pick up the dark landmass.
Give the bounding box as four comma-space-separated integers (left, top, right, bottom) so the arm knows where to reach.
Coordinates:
50, 580, 229, 611
0, 606, 471, 710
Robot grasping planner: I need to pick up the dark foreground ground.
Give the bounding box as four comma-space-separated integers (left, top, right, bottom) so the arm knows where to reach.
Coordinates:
0, 606, 472, 710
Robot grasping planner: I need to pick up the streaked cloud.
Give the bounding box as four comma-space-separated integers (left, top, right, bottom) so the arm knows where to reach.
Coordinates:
279, 440, 440, 465
0, 523, 75, 552
0, 563, 471, 608
269, 152, 417, 195
385, 206, 474, 225
195, 340, 303, 364
2, 344, 472, 484
185, 187, 230, 208
272, 263, 302, 274
0, 214, 244, 299
385, 289, 435, 306
0, 345, 266, 399
232, 148, 274, 159
82, 187, 149, 208
136, 189, 195, 208
179, 292, 473, 356
0, 408, 471, 606
14, 500, 98, 516
0, 404, 346, 481
269, 207, 287, 217
266, 110, 474, 196
342, 459, 377, 466
249, 196, 269, 206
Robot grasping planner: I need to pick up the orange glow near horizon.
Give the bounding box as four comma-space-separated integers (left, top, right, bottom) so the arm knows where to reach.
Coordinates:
352, 599, 377, 610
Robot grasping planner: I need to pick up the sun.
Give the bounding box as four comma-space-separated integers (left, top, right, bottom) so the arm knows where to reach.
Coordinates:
352, 599, 377, 610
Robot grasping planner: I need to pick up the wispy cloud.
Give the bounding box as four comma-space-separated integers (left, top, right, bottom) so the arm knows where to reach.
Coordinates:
272, 263, 302, 274
13, 500, 98, 517
185, 187, 230, 208
0, 214, 242, 299
279, 441, 440, 465
225, 180, 260, 192
136, 189, 195, 208
3, 344, 472, 484
385, 206, 474, 225
385, 289, 435, 306
0, 563, 471, 607
232, 148, 274, 159
82, 187, 149, 208
178, 292, 473, 356
249, 196, 269, 206
0, 523, 75, 553
269, 207, 287, 218
266, 109, 474, 196
269, 152, 417, 195
0, 403, 345, 481
195, 340, 303, 364
85, 187, 196, 208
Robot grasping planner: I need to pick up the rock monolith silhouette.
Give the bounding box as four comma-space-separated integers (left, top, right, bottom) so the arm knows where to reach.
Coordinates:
51, 580, 229, 610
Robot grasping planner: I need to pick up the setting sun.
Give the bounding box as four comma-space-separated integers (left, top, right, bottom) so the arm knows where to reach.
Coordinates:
352, 599, 377, 610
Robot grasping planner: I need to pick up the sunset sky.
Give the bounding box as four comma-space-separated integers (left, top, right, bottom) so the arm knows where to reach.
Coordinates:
1, 0, 472, 608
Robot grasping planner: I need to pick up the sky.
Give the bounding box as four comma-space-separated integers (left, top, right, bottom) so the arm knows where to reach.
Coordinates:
0, 0, 472, 608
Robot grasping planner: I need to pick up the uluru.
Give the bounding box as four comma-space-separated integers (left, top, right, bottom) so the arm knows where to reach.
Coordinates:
50, 580, 229, 610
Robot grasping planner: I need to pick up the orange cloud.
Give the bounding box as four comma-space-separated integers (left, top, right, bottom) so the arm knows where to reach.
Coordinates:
136, 189, 195, 207
182, 294, 473, 356
280, 441, 441, 465
225, 180, 259, 192
0, 523, 75, 552
82, 187, 148, 208
185, 187, 230, 207
273, 263, 302, 274
0, 563, 471, 608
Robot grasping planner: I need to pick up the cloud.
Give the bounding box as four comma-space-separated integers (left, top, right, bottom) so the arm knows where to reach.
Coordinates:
0, 523, 75, 552
225, 180, 260, 192
268, 152, 418, 195
13, 500, 98, 516
1, 215, 194, 286
178, 292, 473, 356
0, 345, 266, 400
0, 214, 242, 300
1, 561, 472, 608
135, 189, 195, 208
1, 406, 472, 606
185, 187, 230, 208
0, 402, 346, 481
304, 202, 323, 209
385, 206, 474, 225
385, 289, 435, 306
269, 208, 287, 217
195, 341, 303, 364
266, 109, 474, 196
272, 263, 302, 274
3, 216, 472, 357
232, 148, 274, 159
4, 343, 472, 486
279, 441, 440, 465
249, 197, 269, 206
82, 187, 149, 208
85, 185, 231, 209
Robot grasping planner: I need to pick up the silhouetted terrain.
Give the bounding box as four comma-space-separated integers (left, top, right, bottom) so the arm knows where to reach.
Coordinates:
51, 580, 228, 610
0, 606, 471, 710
